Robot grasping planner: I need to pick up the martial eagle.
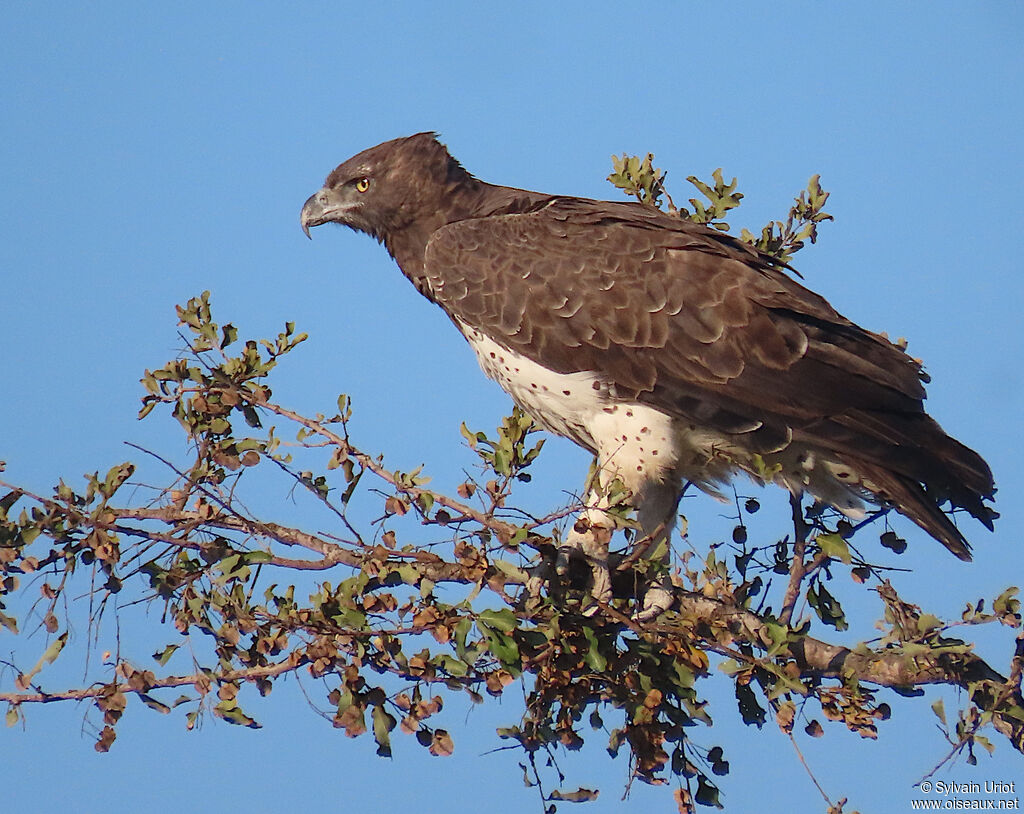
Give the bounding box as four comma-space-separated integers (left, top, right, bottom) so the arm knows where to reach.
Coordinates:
300, 133, 995, 617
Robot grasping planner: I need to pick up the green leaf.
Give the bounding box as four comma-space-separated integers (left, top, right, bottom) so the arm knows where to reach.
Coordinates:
816, 533, 851, 564
241, 550, 274, 564
477, 622, 520, 672
994, 587, 1021, 620
996, 703, 1024, 724
152, 644, 180, 666
432, 654, 469, 678
807, 583, 848, 631
931, 698, 947, 726
917, 613, 943, 635
100, 462, 135, 498
19, 525, 40, 546
607, 727, 625, 757
0, 490, 22, 517
214, 699, 261, 728
220, 323, 238, 349
491, 559, 529, 582
453, 616, 474, 661
476, 608, 518, 633
372, 704, 396, 757
242, 406, 262, 429
330, 607, 369, 630
23, 631, 68, 684
581, 626, 608, 672
492, 447, 510, 475
459, 422, 480, 448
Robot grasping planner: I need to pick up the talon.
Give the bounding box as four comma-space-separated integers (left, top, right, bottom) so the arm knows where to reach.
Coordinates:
555, 545, 574, 576
588, 566, 612, 607
634, 582, 674, 622
633, 603, 667, 623
580, 581, 612, 617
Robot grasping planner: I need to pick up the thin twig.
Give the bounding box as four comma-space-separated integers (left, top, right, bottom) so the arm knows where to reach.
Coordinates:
787, 731, 836, 808
779, 494, 809, 625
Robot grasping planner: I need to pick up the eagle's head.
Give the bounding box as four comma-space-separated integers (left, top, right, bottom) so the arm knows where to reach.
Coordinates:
300, 132, 475, 245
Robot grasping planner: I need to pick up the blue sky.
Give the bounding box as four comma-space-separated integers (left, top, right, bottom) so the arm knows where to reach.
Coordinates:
2, 3, 1022, 812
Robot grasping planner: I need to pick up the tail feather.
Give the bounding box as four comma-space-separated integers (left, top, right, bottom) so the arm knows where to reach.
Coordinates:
804, 409, 996, 557
846, 459, 975, 560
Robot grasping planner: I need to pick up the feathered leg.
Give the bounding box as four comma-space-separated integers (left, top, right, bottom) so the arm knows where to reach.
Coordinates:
632, 477, 684, 621
554, 460, 683, 619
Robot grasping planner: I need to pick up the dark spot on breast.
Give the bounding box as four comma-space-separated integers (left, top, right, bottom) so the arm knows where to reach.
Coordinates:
592, 381, 601, 390
562, 389, 571, 396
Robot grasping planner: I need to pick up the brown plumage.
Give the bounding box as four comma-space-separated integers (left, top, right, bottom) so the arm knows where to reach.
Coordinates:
301, 132, 995, 570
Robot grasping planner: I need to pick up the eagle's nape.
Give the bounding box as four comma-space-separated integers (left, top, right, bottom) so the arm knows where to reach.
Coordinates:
301, 132, 997, 613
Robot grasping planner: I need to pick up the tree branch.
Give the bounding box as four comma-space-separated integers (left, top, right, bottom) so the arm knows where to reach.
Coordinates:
0, 654, 306, 706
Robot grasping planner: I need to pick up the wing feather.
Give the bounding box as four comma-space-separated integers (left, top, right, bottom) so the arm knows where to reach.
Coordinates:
423, 199, 994, 535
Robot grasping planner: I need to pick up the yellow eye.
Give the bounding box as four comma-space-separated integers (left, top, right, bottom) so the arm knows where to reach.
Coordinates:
355, 177, 370, 193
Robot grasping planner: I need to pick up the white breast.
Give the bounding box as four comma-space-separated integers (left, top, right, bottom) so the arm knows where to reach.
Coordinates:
459, 324, 685, 489
460, 324, 602, 450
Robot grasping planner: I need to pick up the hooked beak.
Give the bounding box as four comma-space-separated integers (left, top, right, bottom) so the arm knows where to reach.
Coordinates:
300, 188, 352, 239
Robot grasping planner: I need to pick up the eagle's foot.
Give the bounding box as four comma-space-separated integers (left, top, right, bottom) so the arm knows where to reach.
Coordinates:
523, 562, 550, 605
561, 516, 613, 615
633, 576, 674, 622
554, 544, 575, 577
580, 561, 612, 617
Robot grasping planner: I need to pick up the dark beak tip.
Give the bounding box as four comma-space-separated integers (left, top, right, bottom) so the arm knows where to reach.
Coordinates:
301, 190, 325, 240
